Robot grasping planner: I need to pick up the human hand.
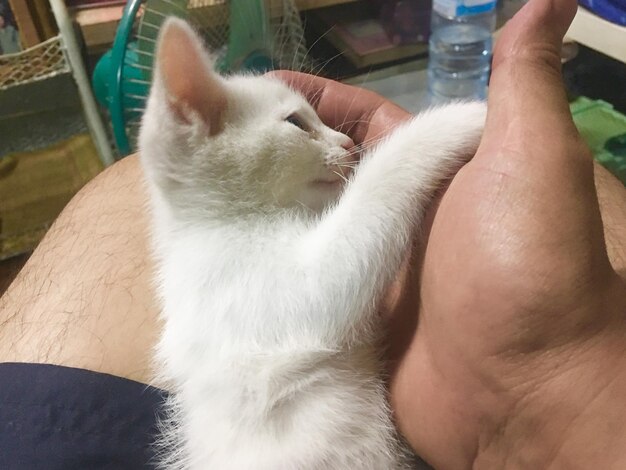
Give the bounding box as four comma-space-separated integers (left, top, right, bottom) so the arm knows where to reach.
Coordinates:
274, 0, 626, 467
383, 0, 626, 467
269, 69, 412, 148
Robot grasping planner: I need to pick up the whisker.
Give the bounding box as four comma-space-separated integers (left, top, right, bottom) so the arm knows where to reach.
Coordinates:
300, 25, 335, 71
328, 155, 359, 162
332, 170, 348, 183
337, 119, 372, 127
338, 87, 365, 133
289, 17, 307, 71
335, 68, 373, 134
326, 155, 360, 165
353, 132, 389, 150
307, 50, 345, 77
308, 86, 325, 106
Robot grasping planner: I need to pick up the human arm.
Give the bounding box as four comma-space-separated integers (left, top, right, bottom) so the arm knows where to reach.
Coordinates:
277, 0, 626, 467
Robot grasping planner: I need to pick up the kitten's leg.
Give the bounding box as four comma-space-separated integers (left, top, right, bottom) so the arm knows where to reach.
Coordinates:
298, 102, 486, 328
280, 102, 486, 470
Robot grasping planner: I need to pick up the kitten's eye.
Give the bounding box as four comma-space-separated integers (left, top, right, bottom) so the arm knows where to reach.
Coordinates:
285, 114, 306, 131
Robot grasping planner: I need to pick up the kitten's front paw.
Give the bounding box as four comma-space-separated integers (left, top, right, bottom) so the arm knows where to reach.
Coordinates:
443, 100, 487, 148
433, 101, 487, 166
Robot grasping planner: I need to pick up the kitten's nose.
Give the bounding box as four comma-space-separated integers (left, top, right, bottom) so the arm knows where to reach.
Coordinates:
339, 136, 358, 165
341, 136, 355, 151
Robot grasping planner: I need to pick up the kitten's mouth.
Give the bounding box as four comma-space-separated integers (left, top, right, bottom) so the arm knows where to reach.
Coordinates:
311, 178, 343, 188
312, 164, 353, 188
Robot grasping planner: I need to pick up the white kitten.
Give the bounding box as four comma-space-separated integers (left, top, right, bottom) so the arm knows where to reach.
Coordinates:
139, 18, 486, 470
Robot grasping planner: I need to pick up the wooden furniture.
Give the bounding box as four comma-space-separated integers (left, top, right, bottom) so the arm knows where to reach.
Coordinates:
72, 0, 359, 50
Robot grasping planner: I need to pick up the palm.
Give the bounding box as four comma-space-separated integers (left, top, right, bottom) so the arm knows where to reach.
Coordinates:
387, 135, 618, 460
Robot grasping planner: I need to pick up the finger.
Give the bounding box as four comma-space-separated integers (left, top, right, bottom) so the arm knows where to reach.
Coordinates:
468, 0, 613, 277
269, 70, 377, 140
267, 71, 331, 109
269, 71, 410, 144
480, 0, 585, 172
474, 0, 605, 239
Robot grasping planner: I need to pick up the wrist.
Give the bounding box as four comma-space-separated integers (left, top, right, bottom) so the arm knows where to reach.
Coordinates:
474, 290, 626, 470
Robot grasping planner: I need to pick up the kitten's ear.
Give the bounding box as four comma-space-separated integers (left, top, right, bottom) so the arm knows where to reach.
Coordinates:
155, 18, 226, 134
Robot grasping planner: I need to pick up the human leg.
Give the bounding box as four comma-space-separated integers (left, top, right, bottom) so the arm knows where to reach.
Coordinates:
0, 155, 159, 385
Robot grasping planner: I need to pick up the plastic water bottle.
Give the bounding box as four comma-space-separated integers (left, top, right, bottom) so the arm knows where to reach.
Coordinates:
427, 0, 497, 102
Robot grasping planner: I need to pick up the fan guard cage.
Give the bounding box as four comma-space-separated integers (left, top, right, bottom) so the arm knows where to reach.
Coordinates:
105, 0, 309, 156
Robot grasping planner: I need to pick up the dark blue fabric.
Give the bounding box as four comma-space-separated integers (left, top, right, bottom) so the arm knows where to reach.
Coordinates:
0, 363, 167, 469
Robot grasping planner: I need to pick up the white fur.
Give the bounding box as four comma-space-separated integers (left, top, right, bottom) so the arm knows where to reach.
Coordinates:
140, 18, 486, 470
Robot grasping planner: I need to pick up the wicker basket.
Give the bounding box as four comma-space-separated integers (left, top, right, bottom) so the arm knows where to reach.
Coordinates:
0, 36, 70, 91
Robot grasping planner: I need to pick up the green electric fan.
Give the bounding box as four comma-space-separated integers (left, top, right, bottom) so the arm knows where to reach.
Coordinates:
93, 0, 308, 156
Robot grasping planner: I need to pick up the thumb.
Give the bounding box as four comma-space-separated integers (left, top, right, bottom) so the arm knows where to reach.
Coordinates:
493, 0, 577, 70
468, 0, 614, 284
479, 0, 584, 172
